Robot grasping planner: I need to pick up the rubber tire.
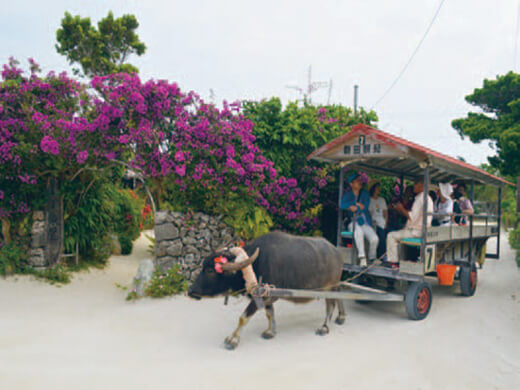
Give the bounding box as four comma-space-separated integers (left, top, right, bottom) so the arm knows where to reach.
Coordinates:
460, 264, 477, 297
405, 281, 432, 320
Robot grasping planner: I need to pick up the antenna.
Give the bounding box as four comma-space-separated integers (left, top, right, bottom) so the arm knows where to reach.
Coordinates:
327, 79, 333, 105
286, 65, 330, 104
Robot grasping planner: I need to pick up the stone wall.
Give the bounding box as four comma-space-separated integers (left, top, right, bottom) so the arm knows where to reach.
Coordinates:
154, 211, 240, 282
29, 211, 46, 268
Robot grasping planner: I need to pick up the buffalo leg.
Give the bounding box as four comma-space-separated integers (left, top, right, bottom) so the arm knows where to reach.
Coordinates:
224, 299, 257, 350
261, 300, 277, 339
316, 299, 335, 335
335, 299, 346, 325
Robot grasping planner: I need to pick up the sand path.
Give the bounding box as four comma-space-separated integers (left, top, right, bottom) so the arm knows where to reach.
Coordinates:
1, 232, 519, 389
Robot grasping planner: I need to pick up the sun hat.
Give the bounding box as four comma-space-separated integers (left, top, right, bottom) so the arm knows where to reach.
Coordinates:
439, 183, 453, 199
347, 172, 361, 184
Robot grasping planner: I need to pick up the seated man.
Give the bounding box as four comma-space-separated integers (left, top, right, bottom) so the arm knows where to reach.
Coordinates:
340, 172, 378, 267
386, 179, 434, 265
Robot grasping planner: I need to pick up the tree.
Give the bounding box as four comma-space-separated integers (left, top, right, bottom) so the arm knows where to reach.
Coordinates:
56, 11, 146, 77
242, 98, 377, 178
242, 98, 378, 239
452, 72, 520, 177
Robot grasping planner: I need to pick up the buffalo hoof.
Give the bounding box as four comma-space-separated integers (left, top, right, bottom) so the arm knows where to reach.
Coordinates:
335, 316, 345, 325
261, 330, 276, 340
224, 336, 239, 350
315, 325, 329, 336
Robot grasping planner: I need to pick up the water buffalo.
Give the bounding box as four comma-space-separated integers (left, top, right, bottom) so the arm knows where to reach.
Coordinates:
188, 231, 346, 350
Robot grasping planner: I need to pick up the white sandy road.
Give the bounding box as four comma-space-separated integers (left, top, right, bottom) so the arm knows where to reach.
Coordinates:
0, 232, 519, 390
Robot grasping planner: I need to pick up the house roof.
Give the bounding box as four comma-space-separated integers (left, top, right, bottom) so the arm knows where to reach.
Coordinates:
308, 124, 513, 187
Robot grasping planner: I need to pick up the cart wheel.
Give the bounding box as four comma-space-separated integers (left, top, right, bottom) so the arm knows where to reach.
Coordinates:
405, 281, 432, 320
460, 264, 477, 297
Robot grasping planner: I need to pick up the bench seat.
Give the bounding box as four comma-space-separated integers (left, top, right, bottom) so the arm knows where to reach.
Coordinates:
400, 237, 422, 246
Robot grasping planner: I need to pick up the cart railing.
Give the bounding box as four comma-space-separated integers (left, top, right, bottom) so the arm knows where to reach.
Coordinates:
424, 212, 499, 260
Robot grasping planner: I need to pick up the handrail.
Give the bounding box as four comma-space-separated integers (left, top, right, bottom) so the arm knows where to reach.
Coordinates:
425, 212, 498, 218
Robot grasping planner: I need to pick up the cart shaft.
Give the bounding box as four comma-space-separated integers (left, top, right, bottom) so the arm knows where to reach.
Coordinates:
252, 285, 404, 302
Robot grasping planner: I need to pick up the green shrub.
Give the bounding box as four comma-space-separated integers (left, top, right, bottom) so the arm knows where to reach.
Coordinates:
217, 196, 273, 240
120, 236, 133, 255
64, 180, 143, 264
144, 265, 188, 298
33, 264, 71, 285
110, 187, 142, 252
0, 240, 28, 275
509, 226, 520, 250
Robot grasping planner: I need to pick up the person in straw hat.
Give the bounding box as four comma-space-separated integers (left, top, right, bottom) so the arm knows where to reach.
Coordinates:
434, 183, 453, 226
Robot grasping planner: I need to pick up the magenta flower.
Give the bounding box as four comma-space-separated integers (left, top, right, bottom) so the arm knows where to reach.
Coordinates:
174, 151, 185, 162
119, 135, 130, 144
175, 165, 186, 177
105, 151, 116, 160
287, 178, 297, 188
40, 136, 59, 155
77, 150, 88, 164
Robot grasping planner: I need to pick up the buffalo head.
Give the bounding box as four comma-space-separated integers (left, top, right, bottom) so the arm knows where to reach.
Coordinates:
188, 247, 259, 299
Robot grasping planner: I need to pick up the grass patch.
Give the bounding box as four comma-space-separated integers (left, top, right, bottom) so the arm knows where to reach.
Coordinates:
31, 264, 71, 285
126, 264, 188, 300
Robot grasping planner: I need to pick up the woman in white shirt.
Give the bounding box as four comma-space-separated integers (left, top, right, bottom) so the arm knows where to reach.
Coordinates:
369, 181, 388, 258
434, 183, 453, 226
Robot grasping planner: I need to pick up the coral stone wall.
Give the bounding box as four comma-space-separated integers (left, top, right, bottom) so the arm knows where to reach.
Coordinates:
29, 211, 47, 268
154, 211, 240, 282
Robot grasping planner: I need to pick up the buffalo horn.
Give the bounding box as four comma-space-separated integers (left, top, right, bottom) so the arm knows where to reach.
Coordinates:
215, 238, 235, 253
221, 248, 260, 273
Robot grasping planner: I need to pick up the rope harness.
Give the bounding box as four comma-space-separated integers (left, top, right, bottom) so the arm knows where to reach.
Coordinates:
229, 247, 259, 294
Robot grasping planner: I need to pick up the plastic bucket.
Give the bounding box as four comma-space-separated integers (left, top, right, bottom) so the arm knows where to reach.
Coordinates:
436, 264, 457, 286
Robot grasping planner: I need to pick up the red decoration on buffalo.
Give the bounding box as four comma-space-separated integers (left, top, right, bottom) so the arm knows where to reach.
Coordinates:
213, 256, 228, 273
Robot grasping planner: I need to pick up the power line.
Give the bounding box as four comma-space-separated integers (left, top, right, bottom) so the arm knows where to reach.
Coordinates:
371, 0, 448, 109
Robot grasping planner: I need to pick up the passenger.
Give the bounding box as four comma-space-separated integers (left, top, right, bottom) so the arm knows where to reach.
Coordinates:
388, 186, 415, 231
429, 190, 438, 204
340, 172, 378, 267
453, 182, 474, 225
368, 181, 388, 258
385, 179, 434, 266
434, 183, 453, 226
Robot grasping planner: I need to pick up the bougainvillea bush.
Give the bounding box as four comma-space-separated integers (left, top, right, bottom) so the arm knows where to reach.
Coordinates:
91, 72, 332, 235
1, 58, 372, 261
1, 59, 85, 221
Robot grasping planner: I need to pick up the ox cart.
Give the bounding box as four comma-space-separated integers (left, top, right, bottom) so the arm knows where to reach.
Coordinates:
251, 124, 512, 320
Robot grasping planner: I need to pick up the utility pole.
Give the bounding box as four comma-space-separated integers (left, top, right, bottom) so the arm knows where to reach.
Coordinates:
354, 84, 359, 115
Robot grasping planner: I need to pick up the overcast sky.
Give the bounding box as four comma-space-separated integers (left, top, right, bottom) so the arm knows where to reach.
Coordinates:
2, 0, 518, 165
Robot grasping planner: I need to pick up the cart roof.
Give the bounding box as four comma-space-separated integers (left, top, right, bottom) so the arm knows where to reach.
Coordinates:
308, 124, 513, 187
